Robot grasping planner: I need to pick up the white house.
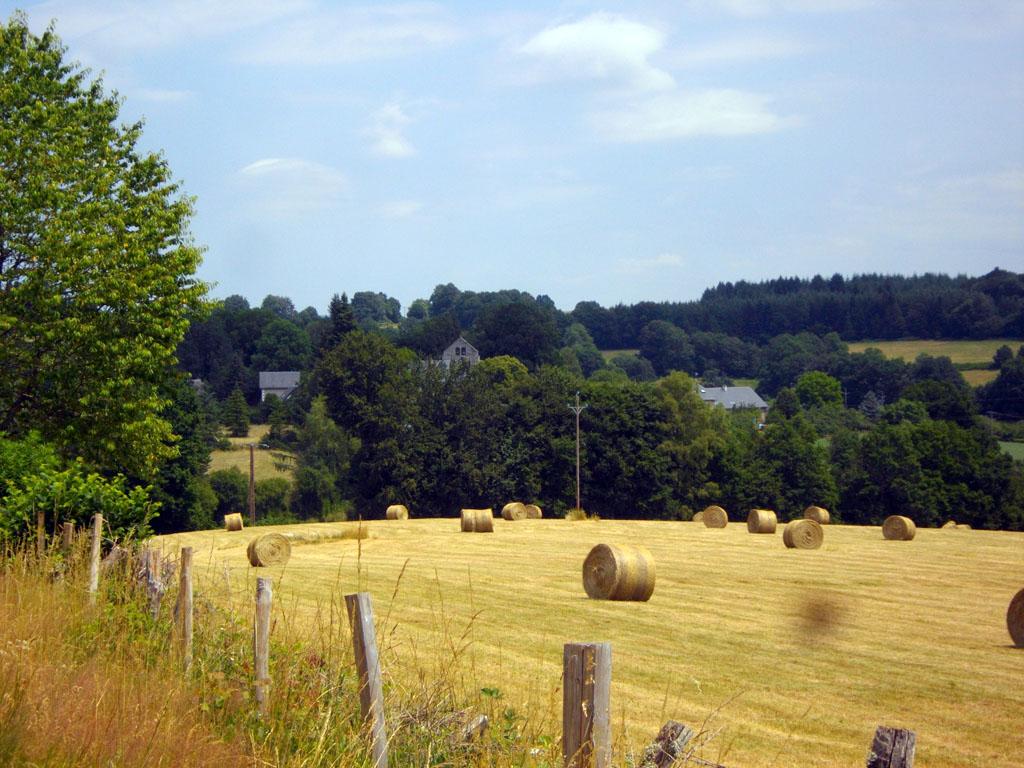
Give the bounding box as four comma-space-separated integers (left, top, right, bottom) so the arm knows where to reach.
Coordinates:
440, 336, 480, 368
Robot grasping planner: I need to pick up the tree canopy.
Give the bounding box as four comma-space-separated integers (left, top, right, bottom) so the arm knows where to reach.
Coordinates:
0, 14, 207, 476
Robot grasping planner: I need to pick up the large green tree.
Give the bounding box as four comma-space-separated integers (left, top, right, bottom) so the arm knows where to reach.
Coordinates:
0, 15, 207, 476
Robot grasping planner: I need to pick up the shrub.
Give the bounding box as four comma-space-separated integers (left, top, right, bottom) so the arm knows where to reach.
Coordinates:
207, 468, 247, 520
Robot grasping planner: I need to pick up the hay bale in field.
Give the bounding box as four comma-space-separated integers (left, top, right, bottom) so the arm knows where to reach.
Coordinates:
460, 508, 494, 533
582, 543, 655, 601
1008, 587, 1024, 647
691, 510, 704, 523
701, 505, 728, 528
224, 513, 244, 532
747, 509, 777, 534
782, 519, 823, 550
882, 515, 916, 541
524, 503, 543, 519
246, 533, 291, 567
386, 504, 409, 520
803, 506, 830, 525
956, 523, 972, 530
941, 520, 957, 529
501, 502, 528, 521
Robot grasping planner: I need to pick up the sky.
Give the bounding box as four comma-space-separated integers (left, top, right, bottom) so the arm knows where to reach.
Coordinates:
8, 0, 1024, 315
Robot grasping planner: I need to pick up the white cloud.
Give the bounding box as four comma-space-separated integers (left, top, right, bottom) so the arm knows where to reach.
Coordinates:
379, 200, 423, 218
670, 34, 811, 67
238, 4, 459, 65
367, 103, 416, 158
592, 89, 794, 142
706, 0, 879, 17
519, 13, 673, 92
29, 0, 306, 50
236, 157, 347, 218
616, 253, 684, 273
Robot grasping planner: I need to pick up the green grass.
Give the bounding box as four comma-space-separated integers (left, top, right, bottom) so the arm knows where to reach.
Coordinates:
999, 441, 1024, 461
847, 339, 1021, 366
209, 425, 294, 480
162, 518, 1024, 768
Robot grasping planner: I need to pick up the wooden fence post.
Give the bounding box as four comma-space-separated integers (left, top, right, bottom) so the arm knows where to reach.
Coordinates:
866, 726, 916, 768
563, 642, 612, 768
254, 577, 272, 713
61, 521, 74, 555
176, 546, 194, 673
345, 592, 388, 768
36, 509, 45, 558
88, 514, 102, 604
144, 548, 166, 620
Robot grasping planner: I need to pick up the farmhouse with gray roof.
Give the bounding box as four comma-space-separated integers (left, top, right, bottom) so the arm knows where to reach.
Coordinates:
259, 371, 301, 402
699, 385, 768, 422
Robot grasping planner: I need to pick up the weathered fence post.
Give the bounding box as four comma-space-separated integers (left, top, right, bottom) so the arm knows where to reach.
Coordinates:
88, 514, 103, 604
345, 592, 388, 768
866, 726, 916, 768
563, 642, 612, 768
176, 546, 194, 672
144, 548, 166, 620
61, 521, 74, 554
35, 510, 45, 558
254, 577, 272, 713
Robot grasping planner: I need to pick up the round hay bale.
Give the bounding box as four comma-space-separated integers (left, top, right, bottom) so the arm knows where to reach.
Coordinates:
582, 544, 655, 602
803, 506, 831, 525
702, 505, 728, 528
1007, 587, 1024, 647
524, 503, 543, 519
747, 508, 777, 534
460, 508, 494, 533
224, 513, 244, 532
882, 515, 916, 541
691, 510, 704, 523
782, 519, 823, 550
941, 519, 957, 529
501, 502, 528, 521
956, 523, 972, 530
246, 533, 291, 567
386, 504, 409, 520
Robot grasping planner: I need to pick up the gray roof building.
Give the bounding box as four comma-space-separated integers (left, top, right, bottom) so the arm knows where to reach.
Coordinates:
259, 371, 301, 402
699, 385, 768, 411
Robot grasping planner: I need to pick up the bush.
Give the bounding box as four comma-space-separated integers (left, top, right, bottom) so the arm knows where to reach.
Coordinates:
0, 460, 157, 541
207, 468, 248, 520
255, 477, 291, 520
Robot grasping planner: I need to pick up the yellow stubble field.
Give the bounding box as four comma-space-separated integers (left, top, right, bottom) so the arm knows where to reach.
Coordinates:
159, 518, 1024, 768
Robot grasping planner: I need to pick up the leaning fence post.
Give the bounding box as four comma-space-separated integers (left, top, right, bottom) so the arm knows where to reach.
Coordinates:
254, 577, 272, 713
61, 521, 74, 555
866, 726, 916, 768
88, 514, 103, 604
345, 592, 388, 768
176, 546, 194, 673
563, 642, 612, 768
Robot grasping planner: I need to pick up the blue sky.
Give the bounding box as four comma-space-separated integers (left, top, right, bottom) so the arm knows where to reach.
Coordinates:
9, 0, 1024, 314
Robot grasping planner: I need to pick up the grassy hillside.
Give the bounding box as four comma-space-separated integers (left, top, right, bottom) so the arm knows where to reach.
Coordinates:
159, 518, 1024, 768
846, 339, 1020, 366
208, 424, 294, 480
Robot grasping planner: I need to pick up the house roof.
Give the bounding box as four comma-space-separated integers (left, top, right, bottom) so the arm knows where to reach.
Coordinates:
443, 336, 477, 354
699, 385, 767, 410
258, 371, 301, 389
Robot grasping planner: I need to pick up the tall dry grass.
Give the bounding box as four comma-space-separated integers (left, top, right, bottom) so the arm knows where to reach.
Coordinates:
0, 535, 589, 768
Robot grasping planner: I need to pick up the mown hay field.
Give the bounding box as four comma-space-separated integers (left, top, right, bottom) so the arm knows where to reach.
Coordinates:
159, 519, 1024, 767
208, 425, 294, 480
846, 338, 1020, 366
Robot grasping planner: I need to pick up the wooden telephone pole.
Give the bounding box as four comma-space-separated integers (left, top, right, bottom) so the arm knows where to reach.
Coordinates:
248, 443, 256, 526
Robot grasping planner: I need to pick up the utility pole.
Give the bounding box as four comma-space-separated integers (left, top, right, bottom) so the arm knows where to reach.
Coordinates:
568, 391, 589, 511
248, 442, 256, 526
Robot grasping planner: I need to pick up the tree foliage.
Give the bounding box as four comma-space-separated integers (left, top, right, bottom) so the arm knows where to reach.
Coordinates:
0, 14, 207, 476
